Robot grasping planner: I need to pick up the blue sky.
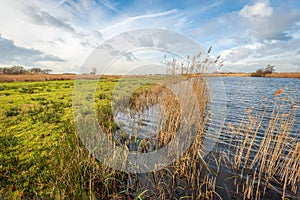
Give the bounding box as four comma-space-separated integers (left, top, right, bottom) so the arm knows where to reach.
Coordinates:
0, 0, 300, 73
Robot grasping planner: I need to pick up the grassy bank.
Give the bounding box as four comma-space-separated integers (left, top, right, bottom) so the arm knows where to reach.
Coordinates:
265, 72, 300, 78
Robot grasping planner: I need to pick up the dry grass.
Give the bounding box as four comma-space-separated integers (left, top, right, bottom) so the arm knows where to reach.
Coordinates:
204, 72, 300, 78
227, 90, 299, 199
0, 74, 139, 82
0, 74, 76, 82
99, 50, 226, 199
265, 72, 300, 78
211, 73, 251, 77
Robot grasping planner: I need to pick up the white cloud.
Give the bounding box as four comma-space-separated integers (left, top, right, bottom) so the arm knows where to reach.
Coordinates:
238, 1, 300, 41
98, 0, 119, 12
0, 0, 102, 72
197, 0, 300, 72
222, 47, 251, 63
239, 1, 273, 18
24, 5, 77, 34
0, 0, 185, 72
221, 38, 300, 72
0, 34, 64, 66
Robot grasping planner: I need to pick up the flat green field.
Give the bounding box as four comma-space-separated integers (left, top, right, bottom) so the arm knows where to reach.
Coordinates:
0, 78, 164, 199
0, 80, 120, 199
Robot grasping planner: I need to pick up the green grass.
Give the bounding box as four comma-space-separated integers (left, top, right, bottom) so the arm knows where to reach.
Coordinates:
0, 81, 70, 198
0, 77, 167, 199
0, 80, 120, 199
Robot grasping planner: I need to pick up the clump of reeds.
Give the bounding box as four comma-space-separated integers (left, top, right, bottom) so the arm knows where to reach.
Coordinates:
109, 47, 225, 199
228, 87, 299, 199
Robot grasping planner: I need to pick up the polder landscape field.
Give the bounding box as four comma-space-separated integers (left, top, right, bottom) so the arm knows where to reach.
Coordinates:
0, 70, 299, 199
1, 1, 300, 199
0, 78, 123, 199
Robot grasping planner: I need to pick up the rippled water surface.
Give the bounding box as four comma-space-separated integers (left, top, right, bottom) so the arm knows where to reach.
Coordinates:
220, 77, 299, 137
115, 77, 299, 143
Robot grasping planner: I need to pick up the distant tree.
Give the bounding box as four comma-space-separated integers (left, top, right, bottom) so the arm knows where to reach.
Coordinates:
0, 66, 54, 75
0, 66, 27, 74
255, 68, 265, 75
252, 65, 275, 77
91, 67, 97, 75
12, 66, 27, 74
264, 64, 275, 74
0, 67, 6, 74
42, 69, 52, 74
30, 68, 42, 73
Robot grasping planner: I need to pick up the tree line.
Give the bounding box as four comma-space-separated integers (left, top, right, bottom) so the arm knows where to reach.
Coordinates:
0, 66, 52, 75
251, 64, 275, 77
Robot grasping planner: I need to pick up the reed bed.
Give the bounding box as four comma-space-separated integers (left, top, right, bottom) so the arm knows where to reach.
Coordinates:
226, 88, 299, 199
78, 49, 224, 199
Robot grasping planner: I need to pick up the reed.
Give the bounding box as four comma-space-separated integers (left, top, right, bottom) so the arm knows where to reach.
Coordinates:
227, 88, 299, 199
100, 49, 225, 199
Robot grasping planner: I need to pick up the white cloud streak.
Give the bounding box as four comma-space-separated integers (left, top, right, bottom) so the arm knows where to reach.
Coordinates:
100, 9, 178, 35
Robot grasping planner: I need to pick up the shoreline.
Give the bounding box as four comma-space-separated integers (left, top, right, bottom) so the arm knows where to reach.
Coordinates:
212, 72, 300, 78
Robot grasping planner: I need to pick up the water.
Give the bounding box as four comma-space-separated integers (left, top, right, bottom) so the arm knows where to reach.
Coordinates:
114, 104, 163, 139
222, 76, 299, 126
219, 77, 300, 146
210, 77, 299, 199
113, 77, 300, 149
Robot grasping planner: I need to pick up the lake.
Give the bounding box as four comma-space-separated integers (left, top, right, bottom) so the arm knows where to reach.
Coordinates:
114, 76, 299, 150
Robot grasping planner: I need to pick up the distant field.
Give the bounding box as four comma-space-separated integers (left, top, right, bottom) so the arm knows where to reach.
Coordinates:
265, 72, 300, 78
0, 74, 76, 82
0, 74, 125, 82
0, 72, 299, 82
219, 72, 300, 78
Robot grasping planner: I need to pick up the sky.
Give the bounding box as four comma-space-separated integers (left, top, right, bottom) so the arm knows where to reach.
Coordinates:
0, 0, 300, 73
